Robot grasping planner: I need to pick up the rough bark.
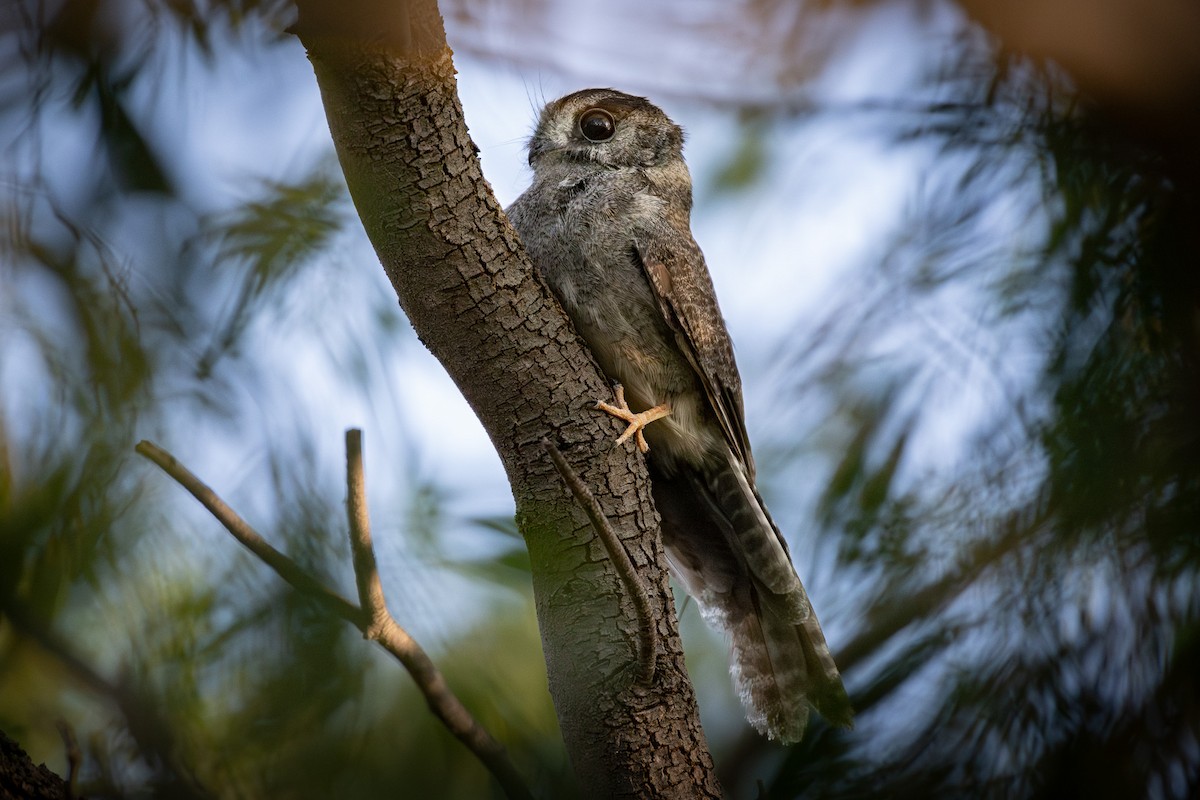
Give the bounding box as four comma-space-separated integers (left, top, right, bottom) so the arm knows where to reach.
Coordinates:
0, 730, 72, 800
292, 1, 721, 796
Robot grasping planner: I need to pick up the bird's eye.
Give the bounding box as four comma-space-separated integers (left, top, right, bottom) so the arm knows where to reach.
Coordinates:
579, 109, 616, 142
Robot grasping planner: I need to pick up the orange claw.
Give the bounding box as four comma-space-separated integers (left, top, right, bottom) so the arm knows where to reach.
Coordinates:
595, 384, 672, 453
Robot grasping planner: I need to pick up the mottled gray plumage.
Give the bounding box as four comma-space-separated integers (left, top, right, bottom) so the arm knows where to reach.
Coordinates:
506, 88, 851, 741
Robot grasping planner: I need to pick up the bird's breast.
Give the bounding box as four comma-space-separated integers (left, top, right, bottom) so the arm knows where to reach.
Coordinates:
514, 173, 725, 467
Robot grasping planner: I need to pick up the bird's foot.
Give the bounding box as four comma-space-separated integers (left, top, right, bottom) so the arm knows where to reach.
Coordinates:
595, 384, 671, 453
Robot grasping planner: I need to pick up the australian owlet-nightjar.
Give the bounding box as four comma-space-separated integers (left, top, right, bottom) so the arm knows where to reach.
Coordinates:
505, 88, 852, 742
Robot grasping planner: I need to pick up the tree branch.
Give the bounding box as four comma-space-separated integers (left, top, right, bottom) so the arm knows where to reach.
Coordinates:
134, 440, 363, 624
291, 1, 720, 793
342, 430, 532, 799
0, 730, 72, 800
542, 438, 658, 687
135, 437, 533, 800
345, 428, 386, 633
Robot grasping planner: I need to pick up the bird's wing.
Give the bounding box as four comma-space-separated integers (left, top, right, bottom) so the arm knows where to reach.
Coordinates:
633, 228, 756, 477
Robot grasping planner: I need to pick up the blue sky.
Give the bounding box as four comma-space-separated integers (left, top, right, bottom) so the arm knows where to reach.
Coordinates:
1, 0, 1057, 753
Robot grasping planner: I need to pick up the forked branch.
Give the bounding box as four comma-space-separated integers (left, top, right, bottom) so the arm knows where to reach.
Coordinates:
135, 435, 532, 800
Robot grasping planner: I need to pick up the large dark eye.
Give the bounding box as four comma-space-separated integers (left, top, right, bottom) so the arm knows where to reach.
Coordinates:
579, 109, 616, 142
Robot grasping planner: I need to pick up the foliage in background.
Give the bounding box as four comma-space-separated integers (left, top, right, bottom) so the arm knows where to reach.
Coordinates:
1, 2, 570, 797
747, 45, 1200, 800
1, 1, 1197, 798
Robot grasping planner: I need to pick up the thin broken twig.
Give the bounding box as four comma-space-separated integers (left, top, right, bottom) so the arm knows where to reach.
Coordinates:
542, 438, 658, 686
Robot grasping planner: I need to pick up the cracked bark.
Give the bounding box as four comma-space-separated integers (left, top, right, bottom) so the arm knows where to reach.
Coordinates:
0, 730, 72, 800
293, 1, 721, 796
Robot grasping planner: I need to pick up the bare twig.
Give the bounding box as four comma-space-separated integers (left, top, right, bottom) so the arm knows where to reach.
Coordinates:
345, 429, 386, 630
134, 440, 364, 626
342, 431, 532, 800
135, 437, 533, 800
541, 438, 658, 686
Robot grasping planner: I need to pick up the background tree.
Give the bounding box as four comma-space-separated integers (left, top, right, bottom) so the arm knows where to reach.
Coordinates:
2, 0, 1198, 798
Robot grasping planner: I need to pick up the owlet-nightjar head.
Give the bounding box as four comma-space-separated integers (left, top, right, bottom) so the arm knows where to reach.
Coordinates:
506, 88, 852, 742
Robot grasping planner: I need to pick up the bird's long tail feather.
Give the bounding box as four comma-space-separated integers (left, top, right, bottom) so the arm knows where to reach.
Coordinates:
651, 454, 852, 742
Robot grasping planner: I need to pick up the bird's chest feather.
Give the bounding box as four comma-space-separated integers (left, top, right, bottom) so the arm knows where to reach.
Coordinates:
544, 181, 642, 303
545, 184, 679, 378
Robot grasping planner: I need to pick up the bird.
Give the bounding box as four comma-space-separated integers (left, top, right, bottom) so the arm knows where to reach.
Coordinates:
505, 88, 852, 742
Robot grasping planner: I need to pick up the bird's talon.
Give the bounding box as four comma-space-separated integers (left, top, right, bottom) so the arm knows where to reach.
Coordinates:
595, 384, 670, 453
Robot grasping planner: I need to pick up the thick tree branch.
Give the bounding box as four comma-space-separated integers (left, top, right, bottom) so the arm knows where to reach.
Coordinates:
0, 731, 72, 800
135, 437, 532, 800
291, 1, 720, 796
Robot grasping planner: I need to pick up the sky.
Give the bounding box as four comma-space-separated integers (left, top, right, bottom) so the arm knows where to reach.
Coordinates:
8, 9, 1199, 794
0, 0, 1031, 615
0, 0, 1051, 748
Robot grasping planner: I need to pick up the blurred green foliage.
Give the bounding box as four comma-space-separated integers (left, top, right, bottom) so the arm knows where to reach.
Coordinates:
2, 1, 1198, 799
741, 47, 1200, 800
1, 1, 571, 797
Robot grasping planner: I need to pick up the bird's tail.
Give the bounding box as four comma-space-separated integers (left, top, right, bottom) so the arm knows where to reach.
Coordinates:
651, 453, 852, 742
721, 570, 853, 741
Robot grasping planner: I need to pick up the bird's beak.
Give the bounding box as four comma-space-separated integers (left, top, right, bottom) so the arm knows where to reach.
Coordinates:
527, 136, 548, 167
